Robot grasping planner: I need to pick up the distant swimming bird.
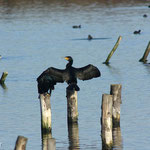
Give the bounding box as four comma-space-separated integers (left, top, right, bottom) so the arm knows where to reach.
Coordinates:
133, 30, 141, 34
37, 56, 101, 94
72, 25, 81, 28
88, 34, 93, 40
143, 14, 147, 17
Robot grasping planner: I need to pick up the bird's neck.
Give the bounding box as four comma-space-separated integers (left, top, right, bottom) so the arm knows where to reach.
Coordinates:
66, 60, 73, 68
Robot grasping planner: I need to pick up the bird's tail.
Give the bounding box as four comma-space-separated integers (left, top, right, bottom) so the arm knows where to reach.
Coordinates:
37, 75, 56, 94
67, 83, 80, 91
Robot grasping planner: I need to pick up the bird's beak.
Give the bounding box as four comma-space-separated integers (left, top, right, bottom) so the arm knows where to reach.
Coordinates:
64, 57, 69, 61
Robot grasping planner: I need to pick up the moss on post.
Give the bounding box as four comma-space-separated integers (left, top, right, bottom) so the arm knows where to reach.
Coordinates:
0, 72, 8, 84
103, 36, 122, 65
41, 118, 51, 134
139, 41, 150, 63
39, 93, 52, 134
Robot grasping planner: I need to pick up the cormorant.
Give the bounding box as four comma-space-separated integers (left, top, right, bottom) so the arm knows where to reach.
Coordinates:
143, 14, 147, 18
88, 35, 93, 40
37, 56, 101, 94
133, 30, 141, 34
72, 25, 81, 28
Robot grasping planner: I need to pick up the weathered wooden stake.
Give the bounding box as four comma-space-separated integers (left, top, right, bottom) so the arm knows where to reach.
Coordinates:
39, 93, 52, 134
0, 82, 7, 89
68, 123, 80, 150
42, 133, 56, 150
0, 72, 8, 84
103, 36, 122, 65
110, 84, 122, 127
139, 41, 150, 63
101, 94, 113, 150
14, 136, 28, 150
66, 88, 78, 123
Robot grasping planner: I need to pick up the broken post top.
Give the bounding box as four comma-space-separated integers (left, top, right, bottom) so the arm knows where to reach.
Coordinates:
101, 94, 113, 115
110, 84, 122, 103
14, 136, 28, 150
139, 41, 150, 63
0, 72, 8, 84
102, 94, 113, 105
110, 84, 122, 93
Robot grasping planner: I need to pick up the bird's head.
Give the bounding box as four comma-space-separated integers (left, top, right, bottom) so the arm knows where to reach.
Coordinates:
64, 56, 73, 62
64, 56, 73, 67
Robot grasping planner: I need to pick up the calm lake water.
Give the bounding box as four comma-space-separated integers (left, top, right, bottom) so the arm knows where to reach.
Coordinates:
0, 0, 150, 149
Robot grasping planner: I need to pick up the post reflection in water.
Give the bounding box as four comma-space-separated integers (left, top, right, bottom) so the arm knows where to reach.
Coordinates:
112, 127, 123, 150
101, 126, 123, 150
68, 123, 80, 150
42, 133, 56, 150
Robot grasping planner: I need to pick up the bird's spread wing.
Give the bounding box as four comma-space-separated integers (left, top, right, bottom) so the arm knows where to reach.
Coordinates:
75, 64, 101, 81
37, 67, 65, 83
37, 67, 65, 94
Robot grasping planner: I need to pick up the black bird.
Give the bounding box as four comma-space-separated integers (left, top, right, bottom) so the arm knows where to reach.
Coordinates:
133, 30, 141, 34
72, 25, 81, 28
88, 34, 93, 40
143, 14, 148, 18
37, 56, 101, 94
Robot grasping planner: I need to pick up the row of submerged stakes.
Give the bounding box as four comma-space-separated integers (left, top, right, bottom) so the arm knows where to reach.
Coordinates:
1, 36, 150, 150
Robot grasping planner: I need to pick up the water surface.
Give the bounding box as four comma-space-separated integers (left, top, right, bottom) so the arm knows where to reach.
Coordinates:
0, 0, 150, 149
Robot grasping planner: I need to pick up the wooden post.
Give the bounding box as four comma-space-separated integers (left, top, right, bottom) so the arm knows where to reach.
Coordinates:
103, 36, 122, 65
68, 123, 80, 150
110, 84, 122, 127
66, 88, 78, 124
139, 41, 150, 63
101, 94, 113, 150
42, 133, 56, 150
14, 136, 28, 150
0, 82, 7, 89
0, 72, 8, 84
39, 93, 52, 134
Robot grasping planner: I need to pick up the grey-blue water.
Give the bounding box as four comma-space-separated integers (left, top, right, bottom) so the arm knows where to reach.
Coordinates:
0, 0, 150, 149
